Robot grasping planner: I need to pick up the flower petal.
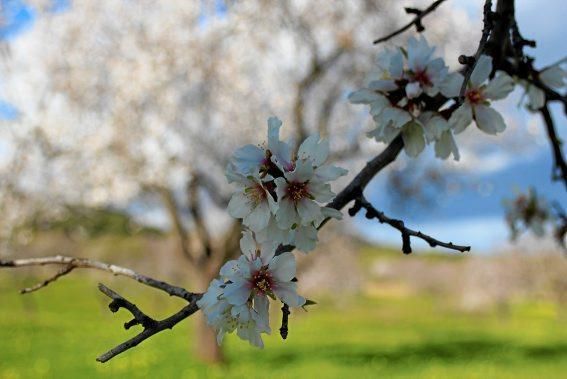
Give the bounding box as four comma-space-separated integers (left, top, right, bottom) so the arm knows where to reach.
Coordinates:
470, 55, 492, 87
401, 122, 426, 158
540, 65, 566, 89
440, 72, 464, 98
275, 198, 298, 229
269, 252, 296, 282
298, 135, 329, 166
474, 104, 506, 135
448, 102, 473, 134
224, 279, 251, 305
368, 79, 398, 92
348, 89, 382, 104
273, 282, 306, 307
435, 130, 460, 161
296, 198, 322, 225
240, 231, 256, 259
292, 225, 318, 252
484, 72, 514, 100
243, 201, 271, 231
405, 82, 423, 99
228, 192, 254, 219
314, 164, 348, 182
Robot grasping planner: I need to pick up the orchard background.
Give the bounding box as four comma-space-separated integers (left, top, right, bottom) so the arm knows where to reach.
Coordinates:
0, 0, 565, 377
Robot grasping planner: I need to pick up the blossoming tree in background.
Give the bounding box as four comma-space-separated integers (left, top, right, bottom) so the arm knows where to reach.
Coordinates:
0, 0, 565, 362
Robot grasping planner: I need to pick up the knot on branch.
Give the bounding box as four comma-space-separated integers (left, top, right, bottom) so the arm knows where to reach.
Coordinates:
98, 283, 158, 330
404, 7, 425, 32
458, 55, 475, 66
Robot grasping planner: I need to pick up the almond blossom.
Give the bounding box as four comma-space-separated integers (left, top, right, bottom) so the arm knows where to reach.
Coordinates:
227, 118, 347, 252
226, 166, 276, 232
448, 55, 515, 135
349, 36, 459, 158
231, 116, 293, 175
197, 279, 270, 347
222, 232, 305, 312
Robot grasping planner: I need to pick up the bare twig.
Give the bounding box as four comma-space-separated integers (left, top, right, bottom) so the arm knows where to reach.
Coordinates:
0, 255, 195, 301
373, 0, 448, 44
20, 264, 75, 294
458, 0, 494, 103
97, 283, 201, 363
350, 195, 471, 254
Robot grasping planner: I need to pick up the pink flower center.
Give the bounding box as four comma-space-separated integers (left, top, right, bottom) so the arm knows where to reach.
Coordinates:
251, 269, 273, 295
414, 70, 431, 86
466, 88, 484, 104
286, 181, 310, 203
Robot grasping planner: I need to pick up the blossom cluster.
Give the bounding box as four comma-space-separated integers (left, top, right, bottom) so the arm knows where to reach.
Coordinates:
226, 116, 347, 252
198, 117, 348, 347
197, 231, 304, 347
349, 36, 515, 160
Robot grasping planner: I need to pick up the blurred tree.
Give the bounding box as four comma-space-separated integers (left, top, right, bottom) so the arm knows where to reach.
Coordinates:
0, 0, 476, 361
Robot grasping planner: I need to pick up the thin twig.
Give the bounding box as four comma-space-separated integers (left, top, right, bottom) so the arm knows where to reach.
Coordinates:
350, 195, 471, 254
96, 283, 201, 363
458, 0, 494, 103
0, 255, 195, 301
373, 0, 448, 44
20, 264, 75, 294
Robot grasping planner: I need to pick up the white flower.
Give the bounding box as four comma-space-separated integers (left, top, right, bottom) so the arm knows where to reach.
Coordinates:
368, 47, 404, 91
274, 159, 336, 229
448, 55, 514, 135
226, 167, 276, 232
223, 232, 305, 308
405, 36, 449, 97
197, 279, 270, 348
421, 113, 460, 160
231, 116, 293, 175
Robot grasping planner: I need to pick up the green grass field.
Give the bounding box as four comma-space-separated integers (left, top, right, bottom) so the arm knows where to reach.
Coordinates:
1, 275, 566, 379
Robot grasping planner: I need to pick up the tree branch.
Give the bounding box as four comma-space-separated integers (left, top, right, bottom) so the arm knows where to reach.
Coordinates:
541, 105, 567, 190
458, 0, 494, 103
0, 255, 195, 301
373, 0, 448, 44
96, 283, 201, 363
349, 195, 471, 254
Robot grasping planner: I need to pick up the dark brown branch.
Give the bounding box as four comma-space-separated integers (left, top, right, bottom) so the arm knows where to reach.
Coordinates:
373, 0, 448, 44
96, 283, 201, 363
458, 0, 494, 103
98, 283, 158, 330
541, 105, 567, 190
350, 195, 471, 254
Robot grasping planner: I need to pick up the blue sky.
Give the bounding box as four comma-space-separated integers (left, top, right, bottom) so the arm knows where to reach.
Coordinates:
1, 1, 565, 252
